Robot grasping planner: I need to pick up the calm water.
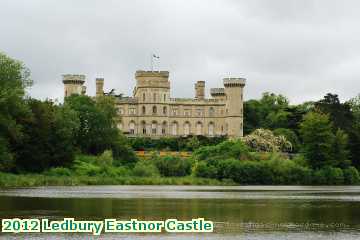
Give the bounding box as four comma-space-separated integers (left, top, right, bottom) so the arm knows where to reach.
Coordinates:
0, 185, 360, 239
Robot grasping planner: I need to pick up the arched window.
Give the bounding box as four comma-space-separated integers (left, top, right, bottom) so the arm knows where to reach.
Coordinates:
143, 93, 146, 101
141, 121, 146, 135
163, 94, 166, 102
142, 106, 146, 115
184, 122, 190, 136
162, 121, 167, 135
208, 122, 214, 136
163, 106, 167, 115
152, 106, 157, 115
152, 121, 157, 135
129, 121, 135, 135
172, 122, 178, 135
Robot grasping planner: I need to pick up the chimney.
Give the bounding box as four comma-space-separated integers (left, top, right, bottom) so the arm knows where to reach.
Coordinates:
96, 78, 104, 97
195, 81, 205, 100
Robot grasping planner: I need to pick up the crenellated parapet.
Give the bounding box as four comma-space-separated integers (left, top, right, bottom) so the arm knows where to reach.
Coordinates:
223, 78, 246, 87
62, 74, 85, 85
210, 88, 225, 96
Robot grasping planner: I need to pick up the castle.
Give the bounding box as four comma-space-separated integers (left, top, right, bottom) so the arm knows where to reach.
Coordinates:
63, 70, 245, 138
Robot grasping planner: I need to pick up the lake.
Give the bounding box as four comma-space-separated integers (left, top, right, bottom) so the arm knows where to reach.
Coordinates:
0, 185, 360, 239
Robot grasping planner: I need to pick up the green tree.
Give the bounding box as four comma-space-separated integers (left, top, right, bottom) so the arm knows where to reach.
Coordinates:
299, 112, 335, 169
0, 52, 32, 171
14, 99, 79, 172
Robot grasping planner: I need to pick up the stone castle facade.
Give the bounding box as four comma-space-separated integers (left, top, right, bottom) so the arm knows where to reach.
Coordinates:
63, 70, 246, 138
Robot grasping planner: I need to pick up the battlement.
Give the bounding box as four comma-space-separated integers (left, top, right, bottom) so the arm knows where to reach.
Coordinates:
135, 70, 169, 78
62, 74, 85, 84
210, 88, 225, 96
223, 77, 246, 87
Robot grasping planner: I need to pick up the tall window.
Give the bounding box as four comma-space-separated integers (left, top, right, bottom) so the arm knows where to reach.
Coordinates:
162, 122, 167, 135
143, 93, 146, 101
141, 121, 146, 134
152, 106, 157, 115
142, 106, 146, 115
163, 94, 166, 102
129, 122, 135, 135
152, 122, 157, 135
172, 122, 178, 135
163, 106, 167, 115
153, 93, 156, 102
208, 122, 214, 136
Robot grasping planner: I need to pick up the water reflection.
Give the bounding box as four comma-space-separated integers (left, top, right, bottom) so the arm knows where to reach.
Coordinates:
0, 186, 360, 239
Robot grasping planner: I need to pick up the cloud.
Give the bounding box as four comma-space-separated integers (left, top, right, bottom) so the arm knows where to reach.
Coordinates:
1, 0, 360, 104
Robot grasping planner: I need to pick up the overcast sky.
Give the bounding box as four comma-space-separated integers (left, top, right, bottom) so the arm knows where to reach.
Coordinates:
1, 0, 360, 104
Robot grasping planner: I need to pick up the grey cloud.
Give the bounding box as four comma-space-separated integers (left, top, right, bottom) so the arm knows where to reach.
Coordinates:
0, 0, 359, 103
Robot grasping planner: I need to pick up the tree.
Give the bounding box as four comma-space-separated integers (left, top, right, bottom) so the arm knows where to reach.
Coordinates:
299, 112, 335, 169
65, 94, 137, 165
0, 52, 31, 170
14, 99, 79, 172
65, 95, 118, 154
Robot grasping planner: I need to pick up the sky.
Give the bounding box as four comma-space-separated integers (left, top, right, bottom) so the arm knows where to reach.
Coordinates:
1, 0, 360, 104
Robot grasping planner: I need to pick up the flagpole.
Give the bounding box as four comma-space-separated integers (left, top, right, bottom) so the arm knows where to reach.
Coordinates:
150, 54, 153, 72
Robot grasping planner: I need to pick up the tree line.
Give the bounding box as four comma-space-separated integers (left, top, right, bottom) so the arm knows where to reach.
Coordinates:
1, 51, 360, 185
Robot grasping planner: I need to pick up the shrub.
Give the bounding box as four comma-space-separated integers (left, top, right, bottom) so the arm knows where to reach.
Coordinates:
73, 161, 102, 176
132, 161, 159, 177
44, 167, 72, 176
343, 167, 360, 184
194, 140, 251, 162
243, 128, 292, 152
313, 167, 344, 185
96, 150, 113, 166
194, 161, 218, 178
154, 156, 192, 177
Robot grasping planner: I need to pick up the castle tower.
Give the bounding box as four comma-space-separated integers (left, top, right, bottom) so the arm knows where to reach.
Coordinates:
223, 77, 246, 138
62, 74, 86, 98
96, 78, 104, 97
133, 71, 170, 103
195, 81, 205, 100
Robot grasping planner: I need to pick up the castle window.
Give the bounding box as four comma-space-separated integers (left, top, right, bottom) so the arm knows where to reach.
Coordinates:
184, 109, 191, 117
129, 108, 136, 115
141, 121, 146, 134
163, 106, 167, 115
118, 108, 124, 115
142, 106, 146, 115
163, 94, 166, 102
172, 122, 178, 135
143, 93, 146, 101
152, 121, 157, 135
153, 93, 156, 102
208, 122, 214, 136
152, 106, 157, 115
129, 121, 135, 135
162, 121, 167, 135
